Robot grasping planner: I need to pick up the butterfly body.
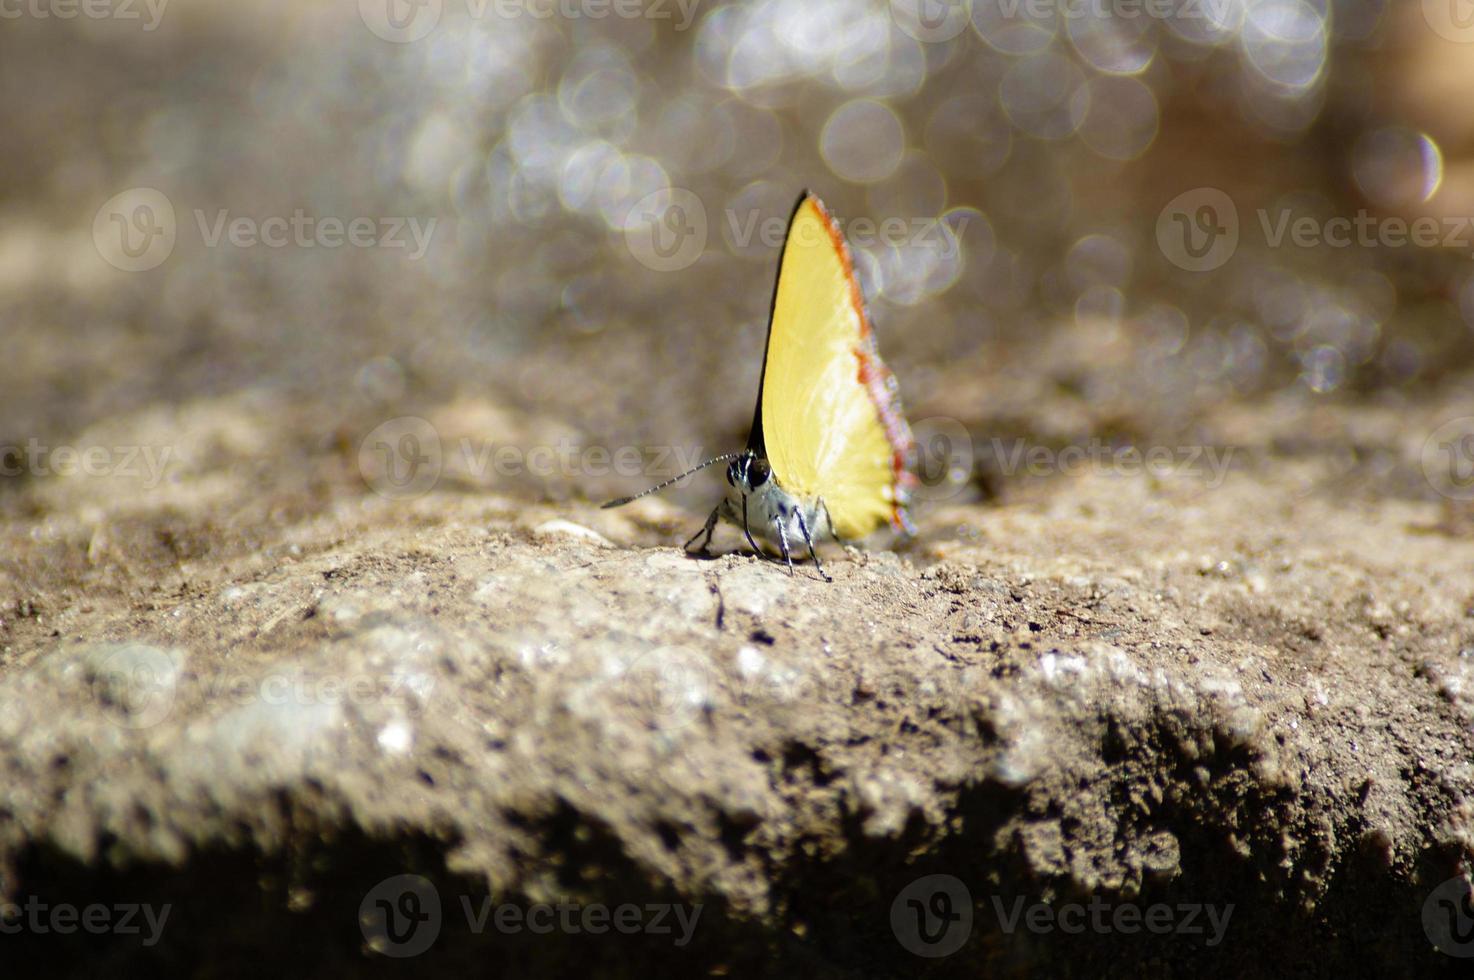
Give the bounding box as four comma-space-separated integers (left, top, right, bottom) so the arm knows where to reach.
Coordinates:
684, 449, 836, 568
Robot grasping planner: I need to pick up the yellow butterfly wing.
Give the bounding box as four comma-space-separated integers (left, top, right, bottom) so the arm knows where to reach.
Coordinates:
755, 193, 915, 541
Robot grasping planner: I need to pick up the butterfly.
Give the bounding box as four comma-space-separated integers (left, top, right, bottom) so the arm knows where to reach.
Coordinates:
604, 191, 916, 580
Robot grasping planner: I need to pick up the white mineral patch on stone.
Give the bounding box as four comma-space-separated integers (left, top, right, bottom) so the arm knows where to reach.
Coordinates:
533, 519, 612, 547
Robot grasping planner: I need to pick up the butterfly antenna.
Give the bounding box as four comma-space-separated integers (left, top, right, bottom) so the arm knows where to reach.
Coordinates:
600, 453, 739, 509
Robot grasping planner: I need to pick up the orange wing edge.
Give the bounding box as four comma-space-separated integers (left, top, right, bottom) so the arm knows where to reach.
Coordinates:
804, 193, 919, 535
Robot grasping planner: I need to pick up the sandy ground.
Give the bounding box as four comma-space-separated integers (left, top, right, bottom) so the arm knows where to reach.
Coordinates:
6, 3, 1474, 976
3, 387, 1474, 977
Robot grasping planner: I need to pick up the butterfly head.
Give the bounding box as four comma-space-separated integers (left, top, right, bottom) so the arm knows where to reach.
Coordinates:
726, 451, 771, 494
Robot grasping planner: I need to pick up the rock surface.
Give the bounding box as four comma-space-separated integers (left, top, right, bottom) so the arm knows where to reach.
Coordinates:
3, 393, 1474, 977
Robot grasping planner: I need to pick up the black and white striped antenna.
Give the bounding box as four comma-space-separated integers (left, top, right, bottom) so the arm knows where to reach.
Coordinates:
600, 453, 739, 508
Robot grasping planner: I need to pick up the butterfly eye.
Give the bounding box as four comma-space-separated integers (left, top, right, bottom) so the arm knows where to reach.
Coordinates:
749, 458, 771, 487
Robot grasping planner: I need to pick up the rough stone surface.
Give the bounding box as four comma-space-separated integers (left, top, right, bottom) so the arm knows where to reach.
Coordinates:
2, 394, 1474, 977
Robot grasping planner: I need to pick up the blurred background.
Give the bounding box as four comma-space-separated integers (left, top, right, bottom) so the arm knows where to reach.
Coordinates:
2, 0, 1472, 518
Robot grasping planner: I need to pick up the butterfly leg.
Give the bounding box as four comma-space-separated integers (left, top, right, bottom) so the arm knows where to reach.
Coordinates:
740, 494, 764, 558
684, 505, 721, 554
774, 515, 795, 576
818, 499, 837, 540
796, 508, 830, 582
